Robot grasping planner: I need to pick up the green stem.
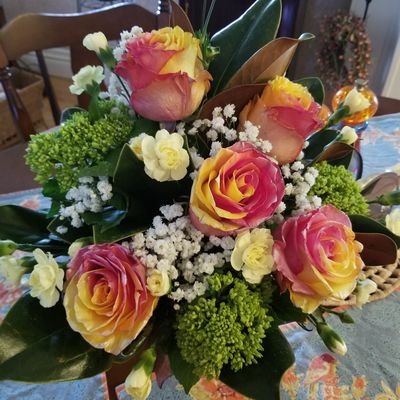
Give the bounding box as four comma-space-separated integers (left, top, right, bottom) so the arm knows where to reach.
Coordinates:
203, 0, 218, 36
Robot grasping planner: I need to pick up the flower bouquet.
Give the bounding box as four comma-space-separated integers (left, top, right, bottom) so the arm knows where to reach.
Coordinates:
0, 1, 399, 399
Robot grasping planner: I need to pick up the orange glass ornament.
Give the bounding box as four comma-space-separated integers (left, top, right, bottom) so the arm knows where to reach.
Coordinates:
331, 80, 378, 126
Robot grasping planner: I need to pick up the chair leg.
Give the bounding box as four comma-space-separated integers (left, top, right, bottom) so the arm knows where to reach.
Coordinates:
0, 66, 35, 142
36, 50, 61, 125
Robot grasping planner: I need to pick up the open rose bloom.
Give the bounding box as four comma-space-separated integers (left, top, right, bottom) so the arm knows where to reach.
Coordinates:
190, 141, 284, 236
64, 244, 158, 355
115, 26, 212, 122
239, 76, 324, 164
273, 205, 364, 313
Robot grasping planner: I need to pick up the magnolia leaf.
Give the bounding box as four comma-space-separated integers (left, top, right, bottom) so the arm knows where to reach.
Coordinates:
295, 76, 325, 105
169, 344, 199, 393
220, 328, 295, 400
132, 118, 159, 138
350, 214, 400, 248
0, 294, 112, 382
200, 83, 265, 119
170, 0, 194, 33
0, 206, 68, 254
92, 218, 148, 244
209, 0, 281, 94
355, 232, 398, 266
312, 142, 363, 179
361, 172, 400, 200
304, 129, 340, 160
47, 217, 92, 244
226, 33, 314, 89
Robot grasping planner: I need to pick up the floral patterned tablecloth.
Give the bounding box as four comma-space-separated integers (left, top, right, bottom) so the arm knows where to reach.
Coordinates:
1, 113, 399, 400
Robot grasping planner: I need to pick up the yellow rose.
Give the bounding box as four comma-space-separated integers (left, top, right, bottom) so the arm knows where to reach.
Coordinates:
146, 270, 170, 297
115, 26, 211, 122
28, 249, 64, 308
141, 129, 190, 182
231, 228, 275, 284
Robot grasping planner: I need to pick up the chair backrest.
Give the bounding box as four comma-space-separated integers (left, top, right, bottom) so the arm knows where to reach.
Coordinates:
0, 1, 192, 143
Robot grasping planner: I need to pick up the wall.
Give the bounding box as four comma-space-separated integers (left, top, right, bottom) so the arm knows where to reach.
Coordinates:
351, 0, 400, 98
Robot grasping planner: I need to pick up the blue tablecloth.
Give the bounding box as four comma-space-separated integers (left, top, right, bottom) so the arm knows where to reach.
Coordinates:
1, 114, 400, 400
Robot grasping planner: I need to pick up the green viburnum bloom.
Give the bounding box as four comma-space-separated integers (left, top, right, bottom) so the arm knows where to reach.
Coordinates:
176, 272, 273, 378
26, 101, 134, 191
309, 161, 369, 215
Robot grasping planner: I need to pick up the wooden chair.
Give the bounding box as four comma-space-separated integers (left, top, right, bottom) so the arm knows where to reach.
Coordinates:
0, 1, 192, 143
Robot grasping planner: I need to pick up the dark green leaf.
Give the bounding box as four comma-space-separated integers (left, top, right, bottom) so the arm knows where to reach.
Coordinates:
304, 129, 339, 160
210, 0, 281, 94
220, 328, 295, 400
169, 344, 199, 393
60, 107, 86, 123
350, 215, 400, 247
0, 294, 112, 382
132, 118, 160, 137
295, 77, 325, 104
47, 217, 92, 244
0, 203, 68, 253
92, 217, 148, 244
42, 179, 65, 201
271, 290, 307, 325
79, 161, 114, 177
0, 205, 49, 244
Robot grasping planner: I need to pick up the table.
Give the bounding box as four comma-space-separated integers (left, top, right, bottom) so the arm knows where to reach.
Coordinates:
0, 113, 400, 399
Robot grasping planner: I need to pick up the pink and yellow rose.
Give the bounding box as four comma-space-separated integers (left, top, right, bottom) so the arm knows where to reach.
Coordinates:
239, 76, 324, 164
273, 205, 364, 313
64, 244, 157, 355
190, 142, 284, 236
115, 26, 211, 122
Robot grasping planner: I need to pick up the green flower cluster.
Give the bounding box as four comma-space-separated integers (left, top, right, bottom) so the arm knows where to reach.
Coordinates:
310, 161, 369, 215
26, 101, 134, 191
176, 273, 273, 378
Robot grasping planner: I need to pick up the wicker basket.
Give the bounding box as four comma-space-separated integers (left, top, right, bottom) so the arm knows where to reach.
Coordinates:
0, 68, 45, 149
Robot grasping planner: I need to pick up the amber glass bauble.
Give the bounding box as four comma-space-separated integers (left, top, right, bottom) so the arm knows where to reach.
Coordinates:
332, 80, 378, 126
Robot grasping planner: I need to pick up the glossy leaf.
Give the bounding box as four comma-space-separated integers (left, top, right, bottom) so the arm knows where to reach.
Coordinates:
295, 77, 325, 105
0, 294, 112, 382
355, 232, 398, 266
350, 215, 400, 248
312, 142, 363, 179
361, 172, 400, 200
132, 118, 159, 138
209, 0, 281, 94
226, 34, 314, 89
220, 328, 295, 400
47, 217, 92, 244
304, 129, 339, 160
200, 84, 265, 119
271, 291, 307, 325
169, 344, 199, 393
92, 218, 148, 244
